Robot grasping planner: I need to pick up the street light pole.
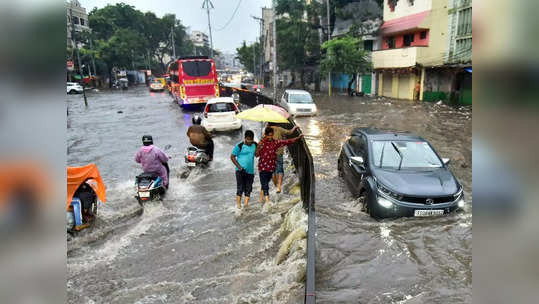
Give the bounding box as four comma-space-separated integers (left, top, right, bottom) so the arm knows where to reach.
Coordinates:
171, 24, 176, 59
327, 0, 331, 97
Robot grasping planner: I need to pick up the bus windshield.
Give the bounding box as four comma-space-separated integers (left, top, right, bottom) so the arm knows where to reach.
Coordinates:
182, 61, 212, 77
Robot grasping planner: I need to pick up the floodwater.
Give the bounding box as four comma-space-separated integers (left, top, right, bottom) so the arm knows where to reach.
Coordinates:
67, 86, 307, 303
293, 93, 472, 303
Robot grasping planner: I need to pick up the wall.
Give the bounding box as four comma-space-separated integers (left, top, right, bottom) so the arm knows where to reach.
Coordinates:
373, 47, 418, 69
382, 30, 430, 49
383, 0, 432, 21
416, 0, 450, 67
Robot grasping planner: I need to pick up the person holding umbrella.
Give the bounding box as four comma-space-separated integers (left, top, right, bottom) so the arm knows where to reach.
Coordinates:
255, 126, 303, 205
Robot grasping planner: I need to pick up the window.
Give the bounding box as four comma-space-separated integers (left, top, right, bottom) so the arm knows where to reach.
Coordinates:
349, 135, 367, 155
403, 34, 415, 46
364, 40, 373, 51
386, 36, 395, 49
372, 141, 442, 169
181, 61, 212, 77
72, 16, 79, 25
208, 102, 236, 113
288, 93, 313, 104
420, 31, 427, 39
80, 18, 85, 26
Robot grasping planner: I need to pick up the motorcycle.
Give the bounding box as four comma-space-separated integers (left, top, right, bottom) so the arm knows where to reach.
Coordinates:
184, 146, 210, 168
66, 164, 106, 233
135, 162, 169, 204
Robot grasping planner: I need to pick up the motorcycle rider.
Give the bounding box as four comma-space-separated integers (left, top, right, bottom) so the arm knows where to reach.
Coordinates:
186, 115, 214, 161
135, 135, 170, 188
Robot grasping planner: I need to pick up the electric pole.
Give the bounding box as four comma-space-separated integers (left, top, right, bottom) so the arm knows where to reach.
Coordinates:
272, 1, 277, 100
170, 24, 176, 59
69, 7, 87, 106
327, 0, 331, 97
252, 15, 264, 85
202, 0, 214, 58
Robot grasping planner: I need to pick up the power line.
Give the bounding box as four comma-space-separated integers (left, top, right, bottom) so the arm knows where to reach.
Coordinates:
214, 0, 243, 31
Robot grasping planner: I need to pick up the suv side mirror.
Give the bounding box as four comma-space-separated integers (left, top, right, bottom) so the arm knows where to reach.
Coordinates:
442, 158, 450, 165
350, 156, 364, 166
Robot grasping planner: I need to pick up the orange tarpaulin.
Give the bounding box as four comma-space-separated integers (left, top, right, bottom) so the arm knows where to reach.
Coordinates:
67, 164, 106, 209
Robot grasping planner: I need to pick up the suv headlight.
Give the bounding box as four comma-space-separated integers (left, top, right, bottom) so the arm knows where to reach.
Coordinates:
453, 186, 463, 200
377, 183, 403, 201
377, 196, 393, 208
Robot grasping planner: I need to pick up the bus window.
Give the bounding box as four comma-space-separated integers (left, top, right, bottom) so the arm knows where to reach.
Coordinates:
182, 61, 212, 77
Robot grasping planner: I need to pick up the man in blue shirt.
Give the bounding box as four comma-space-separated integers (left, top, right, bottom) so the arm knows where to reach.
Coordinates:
231, 130, 257, 209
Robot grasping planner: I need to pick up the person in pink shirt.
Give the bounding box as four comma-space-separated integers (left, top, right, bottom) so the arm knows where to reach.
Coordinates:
135, 135, 170, 188
255, 127, 302, 205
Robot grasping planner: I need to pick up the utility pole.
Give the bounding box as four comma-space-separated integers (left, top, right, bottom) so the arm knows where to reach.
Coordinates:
252, 42, 256, 81
327, 0, 332, 97
170, 24, 176, 59
272, 1, 277, 100
202, 0, 214, 58
252, 15, 264, 85
69, 7, 88, 106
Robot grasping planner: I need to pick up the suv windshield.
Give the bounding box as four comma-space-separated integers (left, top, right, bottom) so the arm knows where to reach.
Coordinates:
288, 93, 313, 104
372, 140, 442, 169
208, 102, 235, 112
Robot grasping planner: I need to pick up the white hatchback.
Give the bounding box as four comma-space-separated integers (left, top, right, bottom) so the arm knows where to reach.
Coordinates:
280, 89, 317, 116
202, 97, 242, 132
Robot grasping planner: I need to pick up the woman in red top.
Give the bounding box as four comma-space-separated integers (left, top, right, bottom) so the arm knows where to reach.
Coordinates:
255, 127, 303, 205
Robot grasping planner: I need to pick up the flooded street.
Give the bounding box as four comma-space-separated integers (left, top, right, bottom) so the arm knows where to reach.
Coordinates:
67, 87, 307, 303
67, 87, 471, 303
293, 93, 472, 303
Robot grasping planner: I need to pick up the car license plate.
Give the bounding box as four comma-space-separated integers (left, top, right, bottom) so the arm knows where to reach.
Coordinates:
187, 162, 196, 167
139, 191, 150, 198
297, 108, 310, 112
414, 209, 444, 217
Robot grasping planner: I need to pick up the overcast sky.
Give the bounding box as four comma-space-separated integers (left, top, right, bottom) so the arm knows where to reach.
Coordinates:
80, 0, 273, 54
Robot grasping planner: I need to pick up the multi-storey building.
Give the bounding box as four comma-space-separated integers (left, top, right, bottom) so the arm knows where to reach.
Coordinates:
373, 0, 452, 101
190, 31, 209, 48
66, 0, 90, 48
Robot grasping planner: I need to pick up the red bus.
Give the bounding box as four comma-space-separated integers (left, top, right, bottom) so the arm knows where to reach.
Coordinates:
167, 56, 219, 107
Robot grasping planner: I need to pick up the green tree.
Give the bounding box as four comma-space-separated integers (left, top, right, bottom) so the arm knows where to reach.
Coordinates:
320, 35, 372, 93
235, 41, 261, 74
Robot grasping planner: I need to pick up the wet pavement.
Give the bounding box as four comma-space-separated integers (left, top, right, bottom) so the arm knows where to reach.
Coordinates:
292, 93, 472, 303
67, 86, 306, 303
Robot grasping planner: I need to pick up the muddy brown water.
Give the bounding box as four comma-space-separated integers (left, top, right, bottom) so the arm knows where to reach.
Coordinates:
293, 93, 472, 303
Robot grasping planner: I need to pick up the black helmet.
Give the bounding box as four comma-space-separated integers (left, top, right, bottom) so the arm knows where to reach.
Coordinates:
192, 115, 202, 125
142, 135, 153, 146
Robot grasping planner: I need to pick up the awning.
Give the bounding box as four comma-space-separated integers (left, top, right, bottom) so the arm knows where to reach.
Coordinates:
380, 11, 430, 36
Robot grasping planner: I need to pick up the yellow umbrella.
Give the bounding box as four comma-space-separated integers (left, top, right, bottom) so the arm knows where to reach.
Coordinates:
236, 105, 289, 123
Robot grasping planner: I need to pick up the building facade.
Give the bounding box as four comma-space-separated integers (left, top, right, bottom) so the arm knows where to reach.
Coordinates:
373, 0, 450, 101
190, 30, 209, 48
66, 0, 90, 47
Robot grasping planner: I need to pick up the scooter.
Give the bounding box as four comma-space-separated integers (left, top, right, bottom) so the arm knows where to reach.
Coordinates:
135, 163, 169, 204
66, 164, 106, 233
184, 146, 210, 168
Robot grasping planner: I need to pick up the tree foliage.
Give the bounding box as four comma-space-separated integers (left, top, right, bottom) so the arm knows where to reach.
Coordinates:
235, 41, 261, 74
321, 36, 371, 76
85, 3, 207, 76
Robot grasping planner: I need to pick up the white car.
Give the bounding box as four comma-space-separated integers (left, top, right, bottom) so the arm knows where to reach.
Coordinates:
67, 82, 83, 94
149, 80, 164, 91
202, 97, 242, 132
280, 89, 317, 116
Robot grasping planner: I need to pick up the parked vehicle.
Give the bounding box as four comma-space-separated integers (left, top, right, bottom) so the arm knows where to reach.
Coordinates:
67, 82, 83, 94
66, 164, 106, 233
201, 97, 242, 132
167, 56, 219, 107
184, 146, 210, 168
280, 89, 318, 116
337, 128, 465, 219
149, 79, 165, 92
